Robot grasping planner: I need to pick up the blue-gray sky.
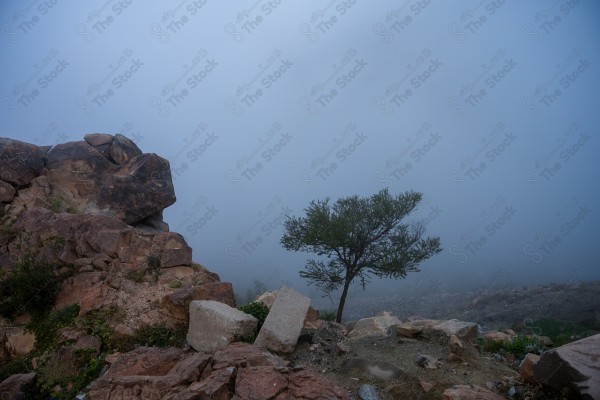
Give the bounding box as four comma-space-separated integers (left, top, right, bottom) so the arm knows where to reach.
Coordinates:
1, 1, 599, 302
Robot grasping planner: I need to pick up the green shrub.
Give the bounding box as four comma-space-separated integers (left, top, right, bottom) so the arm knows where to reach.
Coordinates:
0, 254, 61, 319
170, 280, 184, 289
28, 304, 80, 356
519, 318, 597, 347
78, 305, 125, 352
239, 301, 269, 331
319, 309, 337, 322
132, 322, 188, 348
477, 335, 544, 359
37, 347, 103, 400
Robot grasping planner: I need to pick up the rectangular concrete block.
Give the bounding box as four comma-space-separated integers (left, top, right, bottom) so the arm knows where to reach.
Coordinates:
187, 300, 257, 353
254, 287, 311, 353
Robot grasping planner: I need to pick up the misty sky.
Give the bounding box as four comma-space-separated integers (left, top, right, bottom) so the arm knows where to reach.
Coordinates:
1, 1, 599, 304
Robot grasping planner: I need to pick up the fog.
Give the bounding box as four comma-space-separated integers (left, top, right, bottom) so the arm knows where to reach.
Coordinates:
1, 1, 599, 304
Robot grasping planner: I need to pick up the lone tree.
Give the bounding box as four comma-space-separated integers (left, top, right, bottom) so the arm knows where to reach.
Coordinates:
281, 188, 441, 323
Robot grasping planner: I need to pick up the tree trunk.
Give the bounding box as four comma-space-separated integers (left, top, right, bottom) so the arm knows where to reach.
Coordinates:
336, 278, 352, 323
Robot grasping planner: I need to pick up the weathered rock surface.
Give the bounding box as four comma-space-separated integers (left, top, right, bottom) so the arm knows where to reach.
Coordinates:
533, 333, 600, 399
0, 372, 37, 399
0, 137, 46, 186
347, 311, 401, 341
3, 136, 175, 225
187, 300, 257, 352
87, 347, 211, 400
396, 318, 478, 339
254, 287, 311, 353
442, 384, 505, 399
88, 343, 349, 400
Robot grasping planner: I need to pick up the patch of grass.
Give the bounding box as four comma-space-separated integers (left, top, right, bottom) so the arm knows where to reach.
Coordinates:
126, 268, 146, 283
37, 347, 103, 400
78, 305, 125, 352
125, 255, 162, 283
477, 335, 544, 359
319, 309, 337, 322
170, 279, 184, 289
518, 318, 598, 347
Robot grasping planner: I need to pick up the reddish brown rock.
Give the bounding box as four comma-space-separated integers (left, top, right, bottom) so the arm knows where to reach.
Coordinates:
288, 367, 350, 399
519, 353, 540, 384
162, 283, 236, 321
0, 137, 45, 186
212, 342, 288, 370
0, 180, 15, 202
87, 347, 211, 400
481, 330, 513, 342
174, 367, 236, 400
235, 366, 288, 399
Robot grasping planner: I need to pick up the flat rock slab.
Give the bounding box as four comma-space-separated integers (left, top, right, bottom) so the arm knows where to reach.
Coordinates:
254, 287, 310, 353
187, 300, 257, 353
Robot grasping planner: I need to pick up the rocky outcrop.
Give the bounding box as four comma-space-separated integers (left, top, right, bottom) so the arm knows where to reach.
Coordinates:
0, 135, 234, 355
88, 342, 350, 400
533, 333, 600, 399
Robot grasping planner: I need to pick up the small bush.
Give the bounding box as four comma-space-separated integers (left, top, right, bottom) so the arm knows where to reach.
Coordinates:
78, 305, 125, 352
170, 280, 184, 289
238, 301, 269, 342
132, 322, 188, 348
0, 254, 61, 319
28, 304, 80, 356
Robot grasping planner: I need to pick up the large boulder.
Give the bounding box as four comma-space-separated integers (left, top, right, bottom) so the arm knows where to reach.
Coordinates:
0, 137, 45, 186
533, 333, 600, 399
347, 311, 401, 341
396, 318, 478, 340
254, 287, 311, 353
187, 300, 258, 352
42, 139, 175, 224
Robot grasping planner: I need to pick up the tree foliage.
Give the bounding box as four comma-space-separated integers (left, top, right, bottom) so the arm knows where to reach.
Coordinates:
281, 188, 441, 322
